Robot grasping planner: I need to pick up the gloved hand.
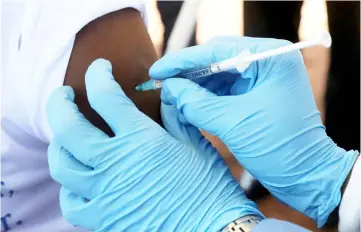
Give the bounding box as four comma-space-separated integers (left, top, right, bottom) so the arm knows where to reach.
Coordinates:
149, 36, 359, 227
46, 59, 263, 231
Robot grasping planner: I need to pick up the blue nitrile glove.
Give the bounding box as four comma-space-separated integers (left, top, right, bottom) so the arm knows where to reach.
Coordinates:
253, 219, 311, 232
46, 58, 263, 232
149, 37, 359, 227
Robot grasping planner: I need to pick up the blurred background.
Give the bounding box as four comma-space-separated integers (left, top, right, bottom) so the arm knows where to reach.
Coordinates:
145, 1, 360, 231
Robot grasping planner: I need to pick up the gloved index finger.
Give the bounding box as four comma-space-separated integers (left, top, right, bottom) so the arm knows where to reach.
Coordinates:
85, 59, 159, 138
46, 86, 109, 167
149, 39, 244, 80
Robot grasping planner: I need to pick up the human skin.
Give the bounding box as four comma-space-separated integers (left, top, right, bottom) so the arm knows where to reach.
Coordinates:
64, 8, 161, 136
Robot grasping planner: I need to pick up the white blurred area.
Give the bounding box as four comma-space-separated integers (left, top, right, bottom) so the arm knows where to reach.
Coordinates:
147, 0, 329, 53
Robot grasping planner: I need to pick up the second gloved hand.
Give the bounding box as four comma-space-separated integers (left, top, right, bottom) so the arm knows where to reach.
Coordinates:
150, 37, 359, 227
46, 59, 262, 231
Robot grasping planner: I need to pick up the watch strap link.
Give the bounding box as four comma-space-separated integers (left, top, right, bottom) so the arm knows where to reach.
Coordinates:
221, 215, 263, 232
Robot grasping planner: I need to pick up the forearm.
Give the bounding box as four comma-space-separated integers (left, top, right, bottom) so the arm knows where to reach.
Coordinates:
64, 8, 161, 135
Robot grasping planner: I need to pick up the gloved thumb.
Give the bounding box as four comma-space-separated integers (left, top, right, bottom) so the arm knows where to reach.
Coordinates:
161, 78, 241, 138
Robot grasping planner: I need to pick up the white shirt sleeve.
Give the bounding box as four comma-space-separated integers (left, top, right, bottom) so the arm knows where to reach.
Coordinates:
338, 154, 361, 232
16, 0, 148, 143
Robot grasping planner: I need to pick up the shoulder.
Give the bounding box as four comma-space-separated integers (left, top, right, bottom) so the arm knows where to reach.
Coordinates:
8, 0, 148, 143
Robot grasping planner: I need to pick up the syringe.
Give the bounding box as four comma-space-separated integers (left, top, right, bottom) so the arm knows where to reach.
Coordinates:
136, 31, 332, 91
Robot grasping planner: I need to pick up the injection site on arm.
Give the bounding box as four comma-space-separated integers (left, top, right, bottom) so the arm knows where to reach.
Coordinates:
136, 31, 331, 91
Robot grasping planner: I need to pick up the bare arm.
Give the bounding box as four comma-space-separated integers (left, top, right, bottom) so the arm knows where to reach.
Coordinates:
64, 8, 161, 136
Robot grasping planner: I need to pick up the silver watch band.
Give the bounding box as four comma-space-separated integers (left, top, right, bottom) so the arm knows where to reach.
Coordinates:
221, 215, 263, 232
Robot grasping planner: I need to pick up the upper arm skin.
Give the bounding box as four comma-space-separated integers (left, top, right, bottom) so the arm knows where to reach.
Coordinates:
64, 8, 161, 136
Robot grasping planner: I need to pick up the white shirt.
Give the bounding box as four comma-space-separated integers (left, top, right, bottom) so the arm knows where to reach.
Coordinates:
1, 1, 147, 231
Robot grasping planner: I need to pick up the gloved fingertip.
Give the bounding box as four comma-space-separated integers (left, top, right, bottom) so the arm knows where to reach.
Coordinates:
61, 86, 76, 103
46, 86, 75, 116
89, 58, 112, 73
160, 78, 197, 105
148, 62, 161, 78
85, 58, 114, 83
52, 86, 75, 101
160, 87, 176, 106
149, 57, 184, 80
85, 58, 126, 103
161, 79, 219, 124
149, 61, 172, 80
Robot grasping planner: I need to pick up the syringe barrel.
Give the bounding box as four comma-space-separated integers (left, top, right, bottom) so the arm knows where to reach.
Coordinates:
243, 40, 319, 63
179, 66, 214, 79
214, 56, 239, 72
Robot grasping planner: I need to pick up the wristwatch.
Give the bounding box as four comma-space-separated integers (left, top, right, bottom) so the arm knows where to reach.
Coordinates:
221, 215, 263, 232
